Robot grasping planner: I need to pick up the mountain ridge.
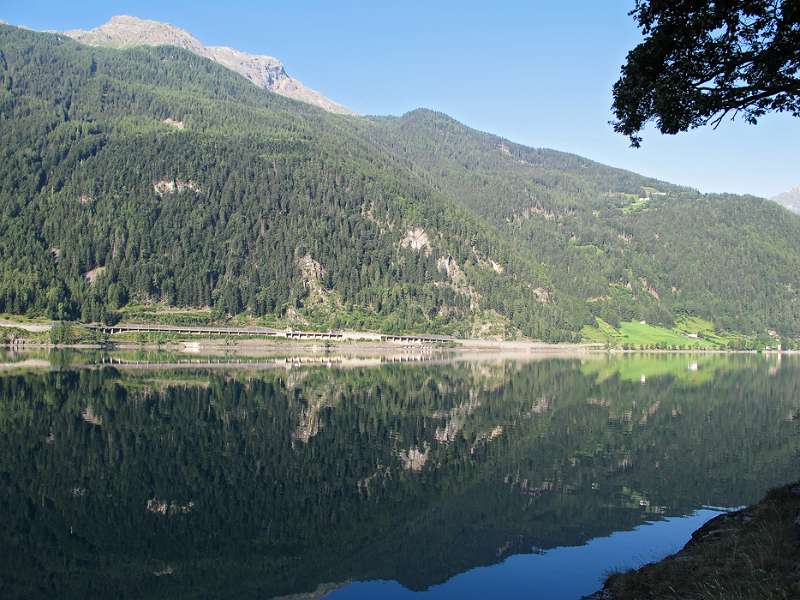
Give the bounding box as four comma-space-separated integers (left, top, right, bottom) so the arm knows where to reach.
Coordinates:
360, 108, 800, 341
63, 15, 355, 115
1, 22, 799, 343
773, 186, 800, 214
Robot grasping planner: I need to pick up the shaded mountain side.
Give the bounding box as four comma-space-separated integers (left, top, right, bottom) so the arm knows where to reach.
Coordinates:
586, 481, 800, 600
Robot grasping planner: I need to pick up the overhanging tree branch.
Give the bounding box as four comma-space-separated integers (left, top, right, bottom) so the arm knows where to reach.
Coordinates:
612, 0, 800, 146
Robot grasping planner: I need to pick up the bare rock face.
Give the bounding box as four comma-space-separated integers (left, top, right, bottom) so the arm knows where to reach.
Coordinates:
400, 227, 431, 253
153, 178, 200, 196
64, 15, 204, 51
773, 186, 800, 214
64, 15, 354, 115
436, 255, 466, 284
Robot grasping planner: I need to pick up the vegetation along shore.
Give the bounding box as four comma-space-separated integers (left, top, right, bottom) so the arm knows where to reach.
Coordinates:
585, 482, 800, 600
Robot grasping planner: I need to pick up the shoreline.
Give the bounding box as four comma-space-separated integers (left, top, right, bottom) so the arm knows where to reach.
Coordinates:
0, 340, 794, 374
1, 337, 597, 362
584, 481, 800, 599
2, 318, 797, 356
1, 319, 599, 355
3, 339, 796, 354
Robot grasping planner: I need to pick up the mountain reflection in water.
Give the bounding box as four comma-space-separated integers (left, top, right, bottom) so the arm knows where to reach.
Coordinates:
0, 352, 797, 599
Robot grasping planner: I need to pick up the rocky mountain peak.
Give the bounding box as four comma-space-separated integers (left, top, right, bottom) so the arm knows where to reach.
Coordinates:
64, 15, 354, 115
65, 15, 203, 52
772, 186, 800, 214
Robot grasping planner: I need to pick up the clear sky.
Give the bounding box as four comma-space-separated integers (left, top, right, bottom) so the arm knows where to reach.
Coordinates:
3, 0, 797, 197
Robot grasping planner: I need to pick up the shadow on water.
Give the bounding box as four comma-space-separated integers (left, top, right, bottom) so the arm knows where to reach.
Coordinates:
0, 351, 797, 598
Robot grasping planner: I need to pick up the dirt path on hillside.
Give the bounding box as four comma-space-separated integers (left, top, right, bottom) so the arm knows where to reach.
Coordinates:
0, 319, 51, 332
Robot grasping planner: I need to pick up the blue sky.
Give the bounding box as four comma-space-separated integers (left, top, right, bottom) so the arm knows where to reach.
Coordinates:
3, 0, 797, 197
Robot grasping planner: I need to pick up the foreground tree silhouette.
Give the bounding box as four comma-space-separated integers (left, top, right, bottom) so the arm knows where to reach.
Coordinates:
613, 0, 800, 146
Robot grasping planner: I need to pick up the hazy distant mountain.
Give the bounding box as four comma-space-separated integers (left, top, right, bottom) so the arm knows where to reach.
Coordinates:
64, 15, 354, 115
773, 187, 800, 214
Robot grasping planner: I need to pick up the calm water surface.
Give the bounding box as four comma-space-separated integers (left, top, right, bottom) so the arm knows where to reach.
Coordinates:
1, 351, 798, 599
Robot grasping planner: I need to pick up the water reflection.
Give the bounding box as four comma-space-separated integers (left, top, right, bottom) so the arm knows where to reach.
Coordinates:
0, 353, 797, 599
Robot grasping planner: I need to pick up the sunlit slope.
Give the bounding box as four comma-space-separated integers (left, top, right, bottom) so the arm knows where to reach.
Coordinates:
0, 24, 579, 341
1, 24, 800, 342
363, 110, 800, 342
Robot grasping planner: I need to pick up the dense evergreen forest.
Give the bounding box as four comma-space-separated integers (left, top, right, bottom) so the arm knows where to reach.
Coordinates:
1, 24, 799, 341
361, 110, 800, 338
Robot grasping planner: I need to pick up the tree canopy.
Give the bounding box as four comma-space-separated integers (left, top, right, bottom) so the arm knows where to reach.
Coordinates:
613, 0, 800, 146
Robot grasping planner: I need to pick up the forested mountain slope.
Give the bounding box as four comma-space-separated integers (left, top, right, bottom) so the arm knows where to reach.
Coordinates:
0, 24, 575, 340
362, 110, 800, 339
1, 24, 799, 342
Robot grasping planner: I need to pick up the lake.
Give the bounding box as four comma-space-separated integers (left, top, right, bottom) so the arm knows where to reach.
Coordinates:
1, 351, 797, 599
